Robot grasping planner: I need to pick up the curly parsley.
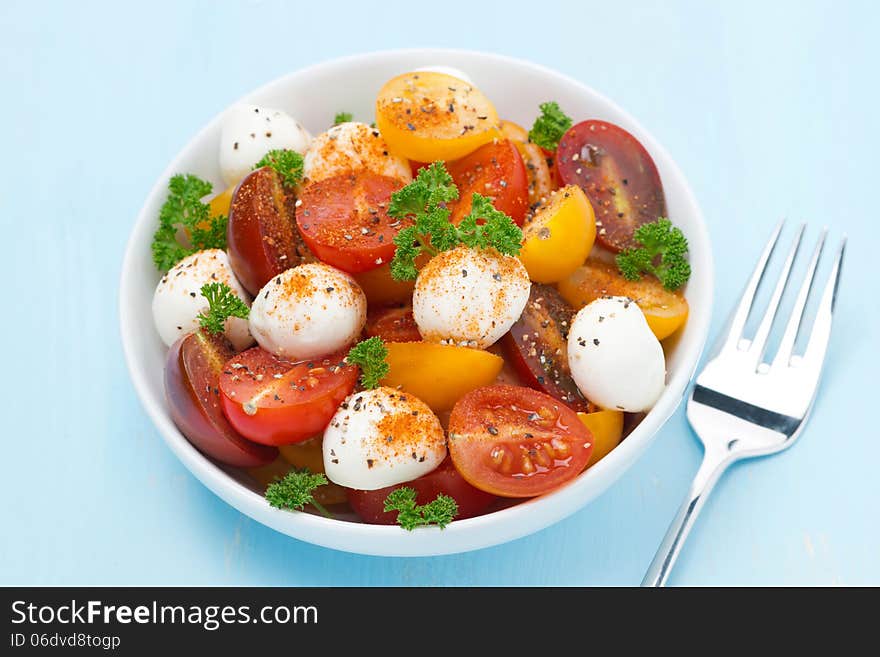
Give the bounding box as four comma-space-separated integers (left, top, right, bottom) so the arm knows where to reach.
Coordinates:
388, 162, 523, 281
197, 282, 250, 335
333, 111, 353, 125
346, 337, 389, 389
151, 174, 227, 271
383, 487, 458, 530
265, 468, 331, 518
528, 101, 573, 151
615, 218, 691, 291
254, 149, 304, 189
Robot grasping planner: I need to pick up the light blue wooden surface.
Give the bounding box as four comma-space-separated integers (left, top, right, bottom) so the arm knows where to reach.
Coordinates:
1, 0, 876, 585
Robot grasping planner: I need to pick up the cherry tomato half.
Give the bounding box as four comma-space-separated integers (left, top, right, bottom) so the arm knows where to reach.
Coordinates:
227, 166, 315, 296
556, 120, 666, 251
347, 458, 496, 525
446, 140, 529, 226
219, 347, 357, 446
364, 304, 422, 342
165, 330, 277, 467
448, 385, 593, 498
295, 172, 408, 274
502, 285, 598, 413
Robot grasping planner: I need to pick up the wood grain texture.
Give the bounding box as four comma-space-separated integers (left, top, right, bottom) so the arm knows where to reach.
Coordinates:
0, 0, 876, 585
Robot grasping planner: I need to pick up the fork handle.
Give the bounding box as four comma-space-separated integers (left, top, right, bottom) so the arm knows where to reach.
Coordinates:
641, 443, 735, 587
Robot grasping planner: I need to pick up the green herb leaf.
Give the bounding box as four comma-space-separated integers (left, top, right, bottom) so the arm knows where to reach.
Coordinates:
151, 174, 226, 271
265, 467, 331, 518
457, 193, 523, 256
387, 163, 522, 280
254, 149, 304, 188
615, 217, 691, 291
333, 111, 353, 125
346, 336, 389, 389
383, 487, 458, 530
528, 101, 573, 151
197, 282, 250, 335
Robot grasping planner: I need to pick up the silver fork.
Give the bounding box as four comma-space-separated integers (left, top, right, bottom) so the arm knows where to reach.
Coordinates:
641, 221, 846, 587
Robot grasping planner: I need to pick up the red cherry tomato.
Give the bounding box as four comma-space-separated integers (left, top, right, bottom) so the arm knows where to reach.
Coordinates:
446, 140, 529, 226
448, 385, 593, 498
347, 458, 496, 525
295, 172, 408, 274
165, 330, 277, 467
502, 284, 598, 413
227, 166, 314, 296
556, 120, 666, 251
219, 347, 357, 446
364, 304, 422, 342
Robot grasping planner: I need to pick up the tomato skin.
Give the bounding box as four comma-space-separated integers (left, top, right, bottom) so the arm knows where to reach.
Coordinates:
364, 304, 422, 342
227, 166, 315, 296
446, 140, 529, 226
556, 120, 666, 251
295, 172, 407, 274
165, 331, 278, 467
448, 385, 593, 498
502, 285, 597, 413
219, 347, 357, 446
347, 458, 496, 525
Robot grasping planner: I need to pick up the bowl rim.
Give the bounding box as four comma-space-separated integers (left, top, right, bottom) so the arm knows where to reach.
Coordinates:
119, 47, 713, 557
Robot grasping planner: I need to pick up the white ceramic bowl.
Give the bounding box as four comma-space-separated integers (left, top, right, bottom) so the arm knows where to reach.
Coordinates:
120, 49, 713, 556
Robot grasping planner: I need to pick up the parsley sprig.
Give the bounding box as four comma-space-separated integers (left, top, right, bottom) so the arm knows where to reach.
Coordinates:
265, 468, 332, 518
528, 101, 573, 151
346, 337, 389, 389
151, 174, 227, 271
388, 162, 523, 281
254, 149, 304, 189
197, 282, 250, 335
616, 218, 691, 291
383, 487, 458, 530
333, 111, 353, 125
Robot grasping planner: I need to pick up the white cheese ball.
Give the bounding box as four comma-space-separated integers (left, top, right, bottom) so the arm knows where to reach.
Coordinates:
249, 263, 366, 360
414, 65, 474, 85
303, 122, 411, 184
567, 296, 666, 412
413, 246, 530, 349
152, 249, 254, 351
323, 387, 447, 490
219, 104, 311, 186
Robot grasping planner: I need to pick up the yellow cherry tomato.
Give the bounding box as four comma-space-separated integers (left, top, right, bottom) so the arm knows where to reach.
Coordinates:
519, 185, 596, 283
353, 261, 415, 306
376, 72, 501, 162
578, 410, 625, 466
557, 257, 689, 340
499, 120, 529, 142
209, 183, 236, 218
381, 342, 504, 412
278, 437, 325, 473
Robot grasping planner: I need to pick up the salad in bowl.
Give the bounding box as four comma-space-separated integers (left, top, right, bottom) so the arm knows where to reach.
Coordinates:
121, 51, 711, 555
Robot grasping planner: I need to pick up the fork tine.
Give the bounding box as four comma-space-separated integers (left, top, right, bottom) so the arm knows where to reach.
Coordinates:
799, 237, 846, 368
749, 223, 805, 365
719, 219, 785, 353
772, 229, 827, 368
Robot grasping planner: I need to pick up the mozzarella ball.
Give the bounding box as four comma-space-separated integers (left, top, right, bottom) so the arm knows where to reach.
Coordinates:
323, 387, 447, 490
414, 65, 474, 85
152, 249, 254, 350
567, 296, 666, 412
413, 246, 530, 349
219, 104, 311, 185
303, 122, 411, 184
249, 263, 366, 359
